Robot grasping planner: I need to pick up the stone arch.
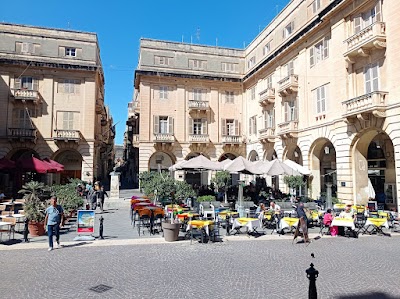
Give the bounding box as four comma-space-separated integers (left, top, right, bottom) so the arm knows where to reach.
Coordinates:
148, 151, 176, 171
284, 145, 303, 165
248, 150, 259, 161
218, 152, 237, 162
8, 148, 40, 161
53, 149, 83, 183
263, 148, 277, 161
185, 152, 210, 160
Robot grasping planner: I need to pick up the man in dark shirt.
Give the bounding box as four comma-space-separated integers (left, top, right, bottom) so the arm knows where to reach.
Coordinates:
296, 202, 310, 243
96, 186, 108, 212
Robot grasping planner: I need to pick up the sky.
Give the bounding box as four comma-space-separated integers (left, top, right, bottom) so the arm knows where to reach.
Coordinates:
1, 0, 290, 145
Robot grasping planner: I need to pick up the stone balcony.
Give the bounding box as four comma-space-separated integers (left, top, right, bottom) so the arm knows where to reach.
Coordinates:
153, 133, 175, 143
344, 22, 386, 60
128, 101, 140, 116
53, 129, 81, 142
188, 100, 209, 112
222, 135, 242, 145
258, 88, 275, 106
96, 99, 103, 114
342, 91, 388, 121
11, 89, 40, 104
277, 75, 298, 97
189, 134, 209, 143
258, 127, 276, 143
7, 127, 37, 142
277, 121, 299, 138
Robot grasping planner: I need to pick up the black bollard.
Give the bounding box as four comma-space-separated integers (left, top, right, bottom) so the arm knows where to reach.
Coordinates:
306, 263, 319, 299
23, 218, 29, 242
99, 216, 104, 239
226, 215, 230, 236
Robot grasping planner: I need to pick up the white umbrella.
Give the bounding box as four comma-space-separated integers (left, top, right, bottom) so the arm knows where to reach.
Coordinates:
168, 160, 186, 171
283, 159, 311, 175
259, 159, 300, 176
368, 177, 376, 199
223, 156, 261, 174
178, 155, 220, 171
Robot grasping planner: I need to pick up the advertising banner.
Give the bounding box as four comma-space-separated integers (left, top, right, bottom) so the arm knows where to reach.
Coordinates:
77, 210, 95, 233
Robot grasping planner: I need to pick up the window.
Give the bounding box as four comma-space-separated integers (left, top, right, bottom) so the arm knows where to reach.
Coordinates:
14, 77, 38, 90
284, 60, 295, 76
313, 0, 321, 13
283, 22, 294, 38
313, 84, 328, 114
264, 109, 275, 128
60, 79, 80, 94
225, 91, 234, 103
263, 41, 272, 56
249, 116, 257, 135
365, 63, 379, 93
63, 112, 74, 130
21, 42, 35, 54
189, 59, 206, 70
159, 86, 168, 100
221, 62, 238, 72
65, 48, 76, 57
250, 86, 256, 101
266, 75, 273, 89
189, 118, 208, 135
193, 88, 203, 101
13, 108, 35, 128
247, 56, 255, 69
155, 56, 171, 66
354, 2, 381, 34
222, 119, 239, 136
310, 37, 329, 67
153, 116, 173, 134
284, 100, 297, 122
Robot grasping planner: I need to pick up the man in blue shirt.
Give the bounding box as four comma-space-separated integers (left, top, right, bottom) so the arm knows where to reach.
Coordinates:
44, 196, 64, 251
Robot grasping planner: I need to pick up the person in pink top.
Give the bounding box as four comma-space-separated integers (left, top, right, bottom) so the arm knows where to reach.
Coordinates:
323, 209, 338, 236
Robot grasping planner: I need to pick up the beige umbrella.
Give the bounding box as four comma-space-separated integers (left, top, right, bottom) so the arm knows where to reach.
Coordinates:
178, 155, 220, 171
223, 156, 261, 174
259, 159, 300, 176
283, 159, 311, 175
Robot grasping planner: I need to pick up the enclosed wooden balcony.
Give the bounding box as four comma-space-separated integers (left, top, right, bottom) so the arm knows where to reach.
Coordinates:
188, 100, 209, 112
96, 99, 104, 114
277, 121, 298, 138
258, 88, 275, 106
222, 135, 242, 145
153, 133, 174, 143
342, 91, 388, 121
344, 22, 386, 60
53, 129, 81, 142
11, 89, 40, 104
258, 127, 276, 143
277, 75, 298, 97
189, 134, 209, 144
8, 127, 37, 142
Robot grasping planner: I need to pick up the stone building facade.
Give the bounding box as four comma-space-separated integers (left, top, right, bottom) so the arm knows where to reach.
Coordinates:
0, 23, 114, 191
130, 0, 400, 210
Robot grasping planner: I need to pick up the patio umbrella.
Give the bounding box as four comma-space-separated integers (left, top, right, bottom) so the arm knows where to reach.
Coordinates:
0, 157, 16, 170
259, 159, 300, 176
223, 156, 261, 174
168, 160, 187, 171
16, 157, 51, 174
367, 177, 376, 200
178, 155, 220, 171
283, 159, 311, 175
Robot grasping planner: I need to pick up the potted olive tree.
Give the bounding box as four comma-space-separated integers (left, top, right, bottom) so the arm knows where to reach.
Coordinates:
19, 181, 48, 236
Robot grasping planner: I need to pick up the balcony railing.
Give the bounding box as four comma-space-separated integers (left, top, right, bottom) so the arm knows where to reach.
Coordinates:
153, 133, 174, 143
189, 134, 209, 143
7, 127, 37, 141
344, 22, 386, 59
277, 121, 299, 138
188, 100, 209, 111
53, 129, 81, 142
222, 135, 241, 144
342, 91, 388, 119
258, 88, 275, 106
11, 89, 40, 103
258, 127, 276, 143
277, 75, 298, 97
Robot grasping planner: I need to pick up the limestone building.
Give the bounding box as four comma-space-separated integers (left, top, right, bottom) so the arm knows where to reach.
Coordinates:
0, 23, 114, 190
129, 0, 400, 211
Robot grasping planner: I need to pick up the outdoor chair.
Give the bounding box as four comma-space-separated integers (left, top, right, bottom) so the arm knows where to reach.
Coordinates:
137, 209, 151, 236
0, 217, 16, 242
200, 202, 215, 220
319, 222, 331, 235
153, 209, 165, 233
355, 213, 367, 234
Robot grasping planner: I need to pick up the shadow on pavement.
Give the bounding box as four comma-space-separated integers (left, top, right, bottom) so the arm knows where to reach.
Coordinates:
0, 239, 23, 246
61, 242, 91, 248
336, 292, 399, 299
95, 236, 118, 240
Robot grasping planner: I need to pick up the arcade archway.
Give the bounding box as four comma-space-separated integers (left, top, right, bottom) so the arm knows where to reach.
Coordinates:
53, 150, 83, 184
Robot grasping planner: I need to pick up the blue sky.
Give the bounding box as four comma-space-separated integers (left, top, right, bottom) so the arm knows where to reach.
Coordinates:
1, 0, 290, 145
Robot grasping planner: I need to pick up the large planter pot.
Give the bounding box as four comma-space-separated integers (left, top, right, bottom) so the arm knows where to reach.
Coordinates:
28, 221, 46, 237
162, 222, 180, 242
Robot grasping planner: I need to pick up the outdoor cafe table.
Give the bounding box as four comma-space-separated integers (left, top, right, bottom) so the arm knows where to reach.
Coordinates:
231, 217, 261, 235
331, 217, 355, 230
364, 218, 389, 235
177, 212, 199, 222
218, 211, 239, 220
144, 206, 163, 234
0, 221, 12, 239
0, 214, 24, 219
186, 220, 214, 236
279, 217, 299, 232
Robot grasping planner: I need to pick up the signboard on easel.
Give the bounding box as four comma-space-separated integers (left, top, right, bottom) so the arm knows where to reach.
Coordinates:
77, 210, 95, 233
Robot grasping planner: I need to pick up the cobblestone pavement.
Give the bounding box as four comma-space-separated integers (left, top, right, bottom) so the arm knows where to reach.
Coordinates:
0, 234, 400, 298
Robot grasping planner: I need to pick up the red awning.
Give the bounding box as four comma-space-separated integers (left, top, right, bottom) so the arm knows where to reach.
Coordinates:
43, 158, 64, 173
17, 157, 51, 174
0, 157, 15, 170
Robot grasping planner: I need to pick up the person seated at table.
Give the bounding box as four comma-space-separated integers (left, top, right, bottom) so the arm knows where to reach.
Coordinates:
256, 203, 265, 214
0, 190, 5, 199
269, 201, 281, 214
323, 209, 338, 236
339, 204, 355, 220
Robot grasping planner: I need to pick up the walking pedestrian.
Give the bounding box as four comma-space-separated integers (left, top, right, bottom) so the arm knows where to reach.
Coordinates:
44, 196, 64, 251
97, 186, 109, 212
296, 202, 310, 243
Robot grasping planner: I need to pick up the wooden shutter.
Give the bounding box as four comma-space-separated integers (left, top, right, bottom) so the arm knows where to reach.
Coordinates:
372, 64, 379, 92
21, 43, 29, 53
365, 67, 371, 93
321, 85, 326, 112
323, 37, 329, 59
14, 78, 21, 89
354, 15, 361, 34
375, 1, 381, 22
189, 118, 194, 135
168, 117, 174, 134
33, 79, 38, 91
153, 115, 159, 134
76, 48, 82, 58
310, 47, 315, 67
58, 47, 65, 57
249, 118, 252, 135
221, 119, 226, 136
313, 0, 317, 13
202, 119, 208, 135
234, 120, 239, 136
288, 61, 294, 75
15, 42, 22, 53
74, 80, 80, 94
62, 112, 69, 130
28, 43, 35, 54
